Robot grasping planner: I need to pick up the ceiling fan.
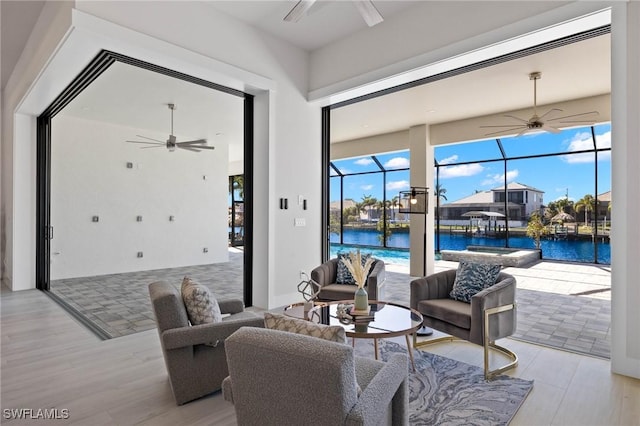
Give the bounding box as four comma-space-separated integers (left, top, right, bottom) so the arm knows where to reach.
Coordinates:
126, 104, 215, 152
284, 0, 383, 27
480, 72, 599, 138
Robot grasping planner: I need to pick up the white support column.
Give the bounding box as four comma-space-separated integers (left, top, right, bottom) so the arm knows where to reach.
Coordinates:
409, 125, 434, 277
611, 2, 640, 379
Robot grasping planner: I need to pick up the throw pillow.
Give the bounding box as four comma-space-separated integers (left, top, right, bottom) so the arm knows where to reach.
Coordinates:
449, 261, 502, 303
181, 276, 222, 325
336, 252, 373, 285
264, 312, 347, 344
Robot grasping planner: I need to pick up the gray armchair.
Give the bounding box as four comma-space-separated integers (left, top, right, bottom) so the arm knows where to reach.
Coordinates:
410, 269, 517, 379
148, 281, 264, 405
222, 327, 408, 426
310, 257, 386, 302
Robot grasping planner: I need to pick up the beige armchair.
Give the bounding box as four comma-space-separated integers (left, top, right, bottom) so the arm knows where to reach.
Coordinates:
148, 281, 264, 405
222, 327, 409, 426
410, 269, 518, 379
310, 257, 386, 302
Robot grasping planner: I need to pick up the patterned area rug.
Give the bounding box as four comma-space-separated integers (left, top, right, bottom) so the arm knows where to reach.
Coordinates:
356, 340, 533, 425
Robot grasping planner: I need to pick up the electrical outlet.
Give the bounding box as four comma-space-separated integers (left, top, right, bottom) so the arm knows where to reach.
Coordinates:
299, 270, 305, 279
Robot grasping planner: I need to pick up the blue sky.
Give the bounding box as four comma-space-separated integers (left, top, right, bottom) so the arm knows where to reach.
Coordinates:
330, 123, 611, 205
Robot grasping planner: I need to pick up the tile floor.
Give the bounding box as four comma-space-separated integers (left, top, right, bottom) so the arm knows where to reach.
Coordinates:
49, 251, 611, 358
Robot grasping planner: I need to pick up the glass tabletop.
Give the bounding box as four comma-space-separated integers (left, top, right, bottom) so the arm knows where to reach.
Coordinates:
308, 300, 423, 338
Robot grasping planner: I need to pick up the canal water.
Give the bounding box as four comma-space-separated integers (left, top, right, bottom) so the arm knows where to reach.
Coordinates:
330, 228, 610, 264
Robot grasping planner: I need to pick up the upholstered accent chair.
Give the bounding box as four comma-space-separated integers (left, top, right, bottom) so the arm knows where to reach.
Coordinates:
148, 281, 264, 405
222, 327, 409, 426
410, 269, 518, 379
310, 257, 386, 302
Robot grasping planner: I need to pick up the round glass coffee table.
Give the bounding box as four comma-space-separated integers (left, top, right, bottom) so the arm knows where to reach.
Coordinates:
285, 300, 423, 370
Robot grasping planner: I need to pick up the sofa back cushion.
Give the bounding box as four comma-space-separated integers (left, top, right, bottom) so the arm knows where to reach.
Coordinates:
148, 281, 190, 332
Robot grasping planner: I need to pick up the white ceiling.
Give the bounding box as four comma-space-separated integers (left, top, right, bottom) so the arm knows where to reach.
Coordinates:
330, 33, 611, 142
3, 1, 611, 154
203, 1, 420, 51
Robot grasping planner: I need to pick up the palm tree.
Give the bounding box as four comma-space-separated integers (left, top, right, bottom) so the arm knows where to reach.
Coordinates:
544, 200, 559, 220
556, 197, 572, 214
575, 194, 596, 226
390, 195, 400, 221
434, 183, 448, 203
360, 195, 376, 222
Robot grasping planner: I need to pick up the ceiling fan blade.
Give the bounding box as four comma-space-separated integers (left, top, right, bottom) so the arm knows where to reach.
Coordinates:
191, 145, 215, 150
134, 135, 166, 143
538, 108, 563, 120
483, 126, 527, 137
547, 111, 599, 122
516, 127, 532, 137
353, 1, 384, 27
284, 0, 317, 22
178, 146, 201, 152
542, 124, 561, 134
503, 114, 530, 124
125, 140, 164, 145
140, 145, 165, 149
177, 139, 208, 145
479, 125, 527, 129
556, 120, 598, 124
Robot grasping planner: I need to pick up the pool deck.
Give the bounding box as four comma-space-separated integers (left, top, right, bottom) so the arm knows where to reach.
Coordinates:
384, 259, 611, 358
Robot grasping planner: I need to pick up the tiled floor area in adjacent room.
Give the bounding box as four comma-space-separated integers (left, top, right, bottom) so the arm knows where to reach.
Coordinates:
49, 249, 244, 338
48, 252, 611, 359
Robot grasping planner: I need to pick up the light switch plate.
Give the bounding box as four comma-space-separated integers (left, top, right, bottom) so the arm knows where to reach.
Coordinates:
294, 218, 306, 227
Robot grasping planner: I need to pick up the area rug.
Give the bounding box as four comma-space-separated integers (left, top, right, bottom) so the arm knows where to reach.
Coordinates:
356, 340, 533, 425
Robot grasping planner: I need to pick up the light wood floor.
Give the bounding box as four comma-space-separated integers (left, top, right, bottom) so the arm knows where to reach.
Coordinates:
1, 288, 638, 425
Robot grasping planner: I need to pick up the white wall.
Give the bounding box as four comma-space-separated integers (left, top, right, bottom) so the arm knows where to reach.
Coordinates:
1, 0, 73, 290
50, 115, 228, 279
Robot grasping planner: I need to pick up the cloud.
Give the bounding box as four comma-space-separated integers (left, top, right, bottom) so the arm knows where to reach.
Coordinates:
383, 157, 410, 168
386, 180, 410, 191
562, 130, 611, 164
481, 169, 519, 186
439, 163, 484, 178
361, 184, 374, 191
354, 158, 373, 166
438, 155, 459, 165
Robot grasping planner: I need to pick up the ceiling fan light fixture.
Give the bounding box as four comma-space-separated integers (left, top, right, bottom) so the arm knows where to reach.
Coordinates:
480, 71, 599, 138
125, 103, 214, 152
